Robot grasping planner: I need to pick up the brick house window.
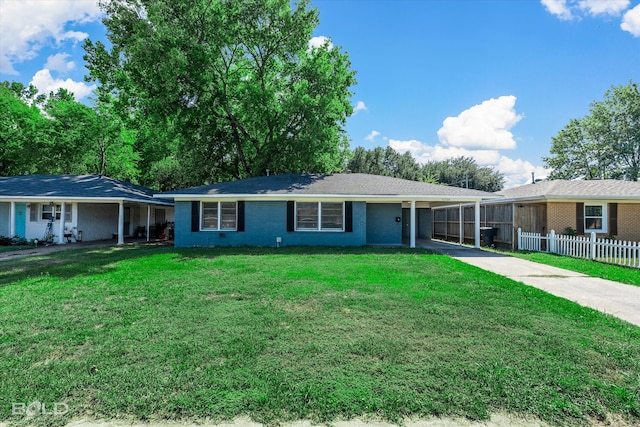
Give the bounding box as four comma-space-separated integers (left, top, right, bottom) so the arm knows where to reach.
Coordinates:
584, 203, 606, 233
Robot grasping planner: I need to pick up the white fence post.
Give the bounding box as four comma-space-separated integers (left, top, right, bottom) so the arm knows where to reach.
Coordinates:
517, 227, 522, 250
590, 232, 596, 260
549, 229, 556, 254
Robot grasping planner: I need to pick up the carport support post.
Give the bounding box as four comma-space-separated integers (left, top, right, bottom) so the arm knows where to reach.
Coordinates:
146, 205, 151, 242
410, 200, 416, 248
9, 201, 15, 237
474, 201, 480, 248
458, 204, 463, 245
58, 202, 66, 244
117, 201, 124, 245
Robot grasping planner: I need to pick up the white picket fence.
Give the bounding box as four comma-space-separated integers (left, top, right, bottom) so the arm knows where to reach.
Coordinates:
517, 228, 640, 269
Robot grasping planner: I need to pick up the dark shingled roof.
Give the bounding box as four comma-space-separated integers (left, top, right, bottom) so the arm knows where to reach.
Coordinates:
0, 175, 172, 204
160, 173, 497, 199
496, 179, 640, 200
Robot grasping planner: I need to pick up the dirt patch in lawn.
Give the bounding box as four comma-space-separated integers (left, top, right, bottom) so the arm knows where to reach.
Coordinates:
28, 413, 555, 427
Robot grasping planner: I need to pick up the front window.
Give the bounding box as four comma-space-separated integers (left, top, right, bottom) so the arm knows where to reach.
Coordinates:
296, 202, 344, 231
296, 202, 318, 230
321, 202, 344, 230
39, 203, 73, 222
201, 202, 237, 230
584, 204, 606, 232
41, 204, 54, 221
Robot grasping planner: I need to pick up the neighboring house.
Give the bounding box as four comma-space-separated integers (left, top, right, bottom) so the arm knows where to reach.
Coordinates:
157, 173, 499, 248
0, 175, 174, 244
433, 179, 640, 249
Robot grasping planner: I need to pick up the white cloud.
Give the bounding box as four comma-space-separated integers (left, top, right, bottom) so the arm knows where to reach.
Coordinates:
579, 0, 629, 16
0, 0, 102, 74
541, 0, 574, 20
44, 53, 75, 73
497, 156, 550, 188
436, 95, 522, 150
353, 101, 367, 115
621, 4, 640, 36
30, 69, 96, 100
389, 139, 432, 162
388, 138, 548, 189
390, 139, 502, 166
365, 130, 380, 142
542, 0, 631, 21
308, 36, 333, 50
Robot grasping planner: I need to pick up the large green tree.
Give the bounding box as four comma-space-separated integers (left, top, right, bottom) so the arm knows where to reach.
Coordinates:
0, 82, 47, 176
544, 82, 640, 181
421, 156, 504, 192
84, 0, 356, 187
348, 146, 425, 181
0, 81, 140, 181
347, 147, 504, 192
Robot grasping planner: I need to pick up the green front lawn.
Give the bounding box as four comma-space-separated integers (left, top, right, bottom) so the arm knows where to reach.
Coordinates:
506, 250, 640, 287
0, 245, 31, 254
1, 246, 639, 426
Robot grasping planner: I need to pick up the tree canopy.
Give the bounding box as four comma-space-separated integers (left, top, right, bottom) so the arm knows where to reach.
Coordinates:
544, 82, 640, 181
0, 82, 139, 181
83, 0, 356, 189
348, 146, 424, 181
0, 82, 46, 176
347, 147, 504, 192
422, 156, 504, 192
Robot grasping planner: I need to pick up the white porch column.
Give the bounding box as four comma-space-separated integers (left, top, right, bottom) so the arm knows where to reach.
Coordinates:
58, 203, 66, 244
474, 200, 481, 248
117, 201, 125, 245
410, 200, 416, 248
9, 201, 16, 237
146, 205, 151, 242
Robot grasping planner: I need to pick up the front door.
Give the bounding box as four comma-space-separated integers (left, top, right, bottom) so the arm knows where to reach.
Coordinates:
402, 208, 410, 240
15, 203, 26, 238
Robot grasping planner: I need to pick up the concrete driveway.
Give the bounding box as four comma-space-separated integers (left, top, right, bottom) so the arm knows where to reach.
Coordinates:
422, 240, 640, 327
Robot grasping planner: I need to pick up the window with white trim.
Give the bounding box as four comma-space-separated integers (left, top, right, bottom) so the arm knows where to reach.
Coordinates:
296, 202, 344, 231
39, 204, 72, 222
201, 202, 237, 230
584, 203, 606, 233
41, 204, 54, 221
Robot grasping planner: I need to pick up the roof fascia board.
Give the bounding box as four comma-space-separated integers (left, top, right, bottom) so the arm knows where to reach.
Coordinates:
0, 196, 174, 206
490, 195, 640, 203
164, 193, 501, 202
544, 195, 640, 202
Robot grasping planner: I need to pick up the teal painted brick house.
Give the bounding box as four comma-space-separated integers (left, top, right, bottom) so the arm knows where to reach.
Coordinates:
158, 173, 499, 248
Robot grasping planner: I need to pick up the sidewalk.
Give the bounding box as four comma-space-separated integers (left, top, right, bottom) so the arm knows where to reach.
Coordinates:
421, 240, 640, 327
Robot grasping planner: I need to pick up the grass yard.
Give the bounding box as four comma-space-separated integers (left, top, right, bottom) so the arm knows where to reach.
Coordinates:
506, 250, 640, 287
0, 245, 31, 254
0, 246, 639, 427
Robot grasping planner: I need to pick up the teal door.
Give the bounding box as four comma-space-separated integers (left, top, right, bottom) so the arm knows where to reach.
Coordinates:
15, 203, 26, 237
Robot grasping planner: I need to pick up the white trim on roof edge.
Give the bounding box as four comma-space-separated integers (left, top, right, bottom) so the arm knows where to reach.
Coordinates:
0, 196, 173, 206
156, 193, 502, 202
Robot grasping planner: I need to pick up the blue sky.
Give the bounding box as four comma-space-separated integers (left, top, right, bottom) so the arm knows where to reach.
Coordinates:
1, 0, 639, 187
